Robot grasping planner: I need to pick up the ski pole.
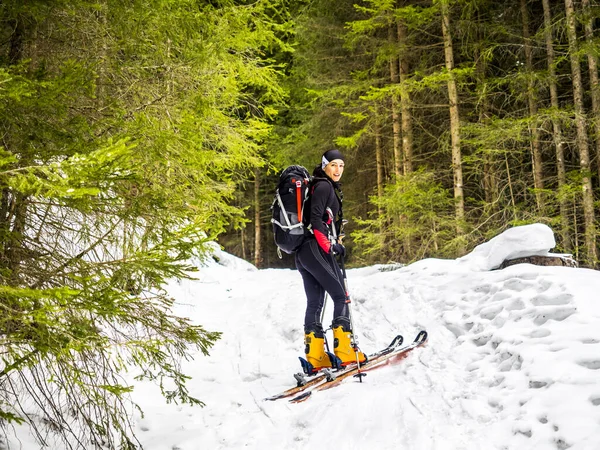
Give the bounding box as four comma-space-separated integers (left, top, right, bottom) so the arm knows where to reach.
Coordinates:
320, 293, 328, 326
320, 293, 335, 358
336, 253, 366, 382
328, 215, 364, 378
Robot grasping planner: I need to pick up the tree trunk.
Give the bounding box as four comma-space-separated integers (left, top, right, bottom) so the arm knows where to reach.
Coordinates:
254, 169, 262, 267
397, 21, 414, 175
582, 0, 600, 182
389, 23, 403, 178
520, 0, 544, 211
375, 114, 384, 220
565, 0, 597, 266
4, 193, 29, 285
95, 6, 108, 105
477, 58, 497, 210
473, 6, 498, 213
240, 226, 247, 261
166, 38, 173, 97
8, 17, 25, 64
542, 0, 571, 251
440, 0, 465, 240
474, 27, 496, 210
3, 15, 29, 282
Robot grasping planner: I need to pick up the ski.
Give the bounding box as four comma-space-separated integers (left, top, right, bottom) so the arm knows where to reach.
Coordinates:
264, 333, 405, 401
289, 330, 428, 404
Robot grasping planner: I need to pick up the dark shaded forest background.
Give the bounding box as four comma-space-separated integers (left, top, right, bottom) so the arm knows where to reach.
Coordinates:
222, 0, 600, 270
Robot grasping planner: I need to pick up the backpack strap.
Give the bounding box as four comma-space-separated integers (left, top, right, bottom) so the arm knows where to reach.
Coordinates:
304, 177, 343, 232
334, 187, 344, 234
273, 192, 294, 229
295, 179, 303, 223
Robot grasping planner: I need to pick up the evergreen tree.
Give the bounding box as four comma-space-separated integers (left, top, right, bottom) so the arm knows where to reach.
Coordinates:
0, 0, 288, 447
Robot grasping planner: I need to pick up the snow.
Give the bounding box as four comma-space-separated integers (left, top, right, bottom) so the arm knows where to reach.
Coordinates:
457, 223, 556, 271
10, 224, 600, 449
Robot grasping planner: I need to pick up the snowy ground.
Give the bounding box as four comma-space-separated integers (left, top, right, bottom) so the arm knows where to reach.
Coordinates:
10, 224, 600, 449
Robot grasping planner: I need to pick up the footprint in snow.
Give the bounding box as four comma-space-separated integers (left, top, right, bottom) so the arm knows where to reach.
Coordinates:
479, 304, 504, 320
490, 291, 512, 302
576, 360, 600, 370
503, 278, 534, 292
530, 293, 573, 306
506, 298, 526, 311
528, 328, 551, 338
533, 306, 576, 325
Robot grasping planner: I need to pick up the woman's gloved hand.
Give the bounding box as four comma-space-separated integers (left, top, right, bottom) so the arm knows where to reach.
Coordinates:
331, 243, 346, 257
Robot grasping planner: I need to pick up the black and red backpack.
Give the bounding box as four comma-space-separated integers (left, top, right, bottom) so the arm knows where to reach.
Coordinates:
271, 165, 311, 256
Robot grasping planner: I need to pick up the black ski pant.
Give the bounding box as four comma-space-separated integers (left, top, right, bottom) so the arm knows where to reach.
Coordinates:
295, 238, 350, 337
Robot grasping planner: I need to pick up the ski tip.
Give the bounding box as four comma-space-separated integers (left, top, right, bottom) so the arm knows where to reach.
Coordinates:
390, 334, 404, 348
289, 391, 312, 403
415, 330, 428, 344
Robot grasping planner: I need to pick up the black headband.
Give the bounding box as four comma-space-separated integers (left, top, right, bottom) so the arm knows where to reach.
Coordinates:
321, 149, 345, 168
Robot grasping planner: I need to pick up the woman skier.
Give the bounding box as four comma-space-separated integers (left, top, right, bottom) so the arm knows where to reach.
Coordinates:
295, 149, 366, 373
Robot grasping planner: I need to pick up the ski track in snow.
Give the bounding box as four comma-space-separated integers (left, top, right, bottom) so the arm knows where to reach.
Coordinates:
7, 225, 600, 450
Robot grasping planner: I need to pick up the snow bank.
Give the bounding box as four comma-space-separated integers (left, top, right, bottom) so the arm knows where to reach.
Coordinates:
457, 223, 556, 271
202, 241, 258, 272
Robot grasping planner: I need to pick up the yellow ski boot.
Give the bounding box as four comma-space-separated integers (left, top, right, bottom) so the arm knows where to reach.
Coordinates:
333, 324, 367, 367
304, 331, 332, 373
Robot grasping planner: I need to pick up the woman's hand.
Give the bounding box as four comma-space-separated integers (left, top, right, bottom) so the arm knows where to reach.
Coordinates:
331, 243, 346, 257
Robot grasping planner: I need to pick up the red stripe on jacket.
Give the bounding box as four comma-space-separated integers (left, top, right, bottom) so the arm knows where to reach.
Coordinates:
314, 229, 331, 253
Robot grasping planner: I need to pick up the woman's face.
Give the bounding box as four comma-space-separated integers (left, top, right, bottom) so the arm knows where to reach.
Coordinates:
324, 159, 345, 182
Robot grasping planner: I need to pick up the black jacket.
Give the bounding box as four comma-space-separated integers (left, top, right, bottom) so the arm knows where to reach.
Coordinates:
306, 166, 343, 253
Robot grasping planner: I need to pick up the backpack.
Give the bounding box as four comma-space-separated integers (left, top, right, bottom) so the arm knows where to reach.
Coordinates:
271, 165, 311, 257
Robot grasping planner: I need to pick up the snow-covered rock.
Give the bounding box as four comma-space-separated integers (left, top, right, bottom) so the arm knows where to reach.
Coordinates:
457, 223, 556, 271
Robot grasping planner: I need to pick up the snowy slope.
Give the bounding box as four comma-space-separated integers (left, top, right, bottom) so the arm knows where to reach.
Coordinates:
9, 224, 600, 449
125, 223, 600, 450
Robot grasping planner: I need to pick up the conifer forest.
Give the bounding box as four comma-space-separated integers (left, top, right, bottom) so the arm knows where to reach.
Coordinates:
2, 0, 600, 448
